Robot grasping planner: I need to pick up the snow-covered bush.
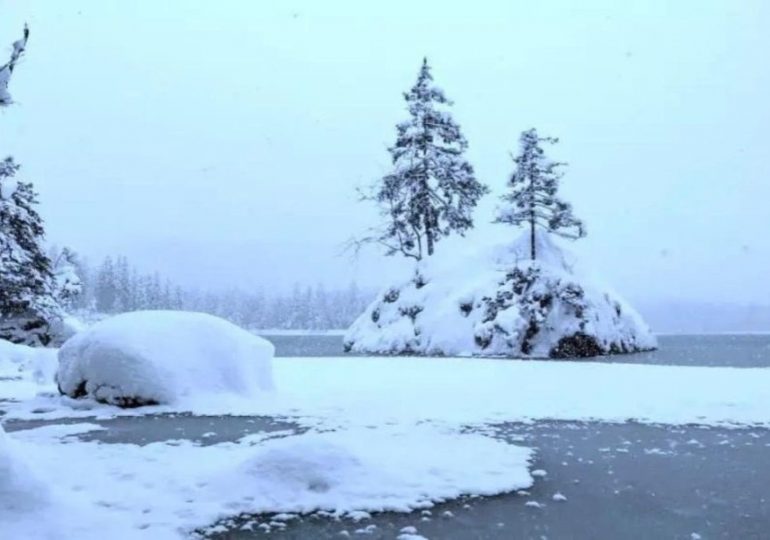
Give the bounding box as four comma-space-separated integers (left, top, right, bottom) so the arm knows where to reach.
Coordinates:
56, 311, 274, 407
345, 231, 656, 358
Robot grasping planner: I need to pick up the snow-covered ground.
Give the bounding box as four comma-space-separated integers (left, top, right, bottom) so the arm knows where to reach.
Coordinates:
4, 354, 769, 427
1, 421, 531, 539
2, 337, 770, 538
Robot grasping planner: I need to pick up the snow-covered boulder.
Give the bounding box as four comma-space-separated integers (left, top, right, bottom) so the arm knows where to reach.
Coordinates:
345, 231, 656, 358
56, 311, 274, 407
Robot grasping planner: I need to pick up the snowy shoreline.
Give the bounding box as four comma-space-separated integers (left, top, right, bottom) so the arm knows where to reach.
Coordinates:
3, 355, 769, 427
3, 352, 770, 539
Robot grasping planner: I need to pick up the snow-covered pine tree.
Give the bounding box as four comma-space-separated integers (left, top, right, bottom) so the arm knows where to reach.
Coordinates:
495, 128, 585, 260
0, 27, 60, 345
0, 159, 59, 344
51, 246, 84, 310
360, 58, 488, 260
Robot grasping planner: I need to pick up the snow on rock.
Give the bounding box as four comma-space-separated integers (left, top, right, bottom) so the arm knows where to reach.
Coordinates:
212, 426, 533, 515
56, 311, 274, 407
345, 230, 656, 358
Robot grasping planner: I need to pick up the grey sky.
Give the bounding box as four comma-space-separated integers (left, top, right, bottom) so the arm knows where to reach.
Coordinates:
1, 0, 768, 304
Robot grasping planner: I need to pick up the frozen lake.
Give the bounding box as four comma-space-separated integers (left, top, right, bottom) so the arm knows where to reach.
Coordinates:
6, 416, 767, 539
3, 333, 769, 539
204, 421, 770, 539
262, 333, 770, 367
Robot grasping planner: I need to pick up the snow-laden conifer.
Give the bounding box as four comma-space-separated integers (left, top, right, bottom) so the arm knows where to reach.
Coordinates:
0, 26, 59, 345
359, 58, 488, 260
495, 128, 585, 260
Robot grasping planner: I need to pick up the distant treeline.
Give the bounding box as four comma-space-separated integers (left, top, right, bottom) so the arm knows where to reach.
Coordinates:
70, 254, 374, 330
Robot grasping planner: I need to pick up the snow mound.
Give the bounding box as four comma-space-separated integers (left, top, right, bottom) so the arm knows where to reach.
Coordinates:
0, 426, 51, 515
0, 338, 58, 384
214, 427, 532, 515
56, 311, 274, 407
345, 231, 656, 358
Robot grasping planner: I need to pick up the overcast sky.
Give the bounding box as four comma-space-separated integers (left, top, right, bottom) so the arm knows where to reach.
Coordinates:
1, 0, 768, 304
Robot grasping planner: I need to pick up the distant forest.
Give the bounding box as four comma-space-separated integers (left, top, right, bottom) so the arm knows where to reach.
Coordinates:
52, 249, 770, 334
64, 251, 374, 330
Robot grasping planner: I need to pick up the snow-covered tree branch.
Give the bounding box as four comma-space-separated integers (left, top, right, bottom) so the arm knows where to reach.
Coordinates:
0, 24, 29, 107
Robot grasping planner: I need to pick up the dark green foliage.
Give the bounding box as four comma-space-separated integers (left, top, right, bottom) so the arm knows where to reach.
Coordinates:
550, 332, 604, 358
495, 129, 585, 260
359, 59, 488, 260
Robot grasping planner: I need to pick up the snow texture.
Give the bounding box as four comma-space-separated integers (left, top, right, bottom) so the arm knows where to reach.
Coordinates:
214, 427, 532, 515
1, 423, 531, 539
345, 229, 656, 358
0, 425, 50, 515
56, 311, 274, 406
0, 337, 58, 385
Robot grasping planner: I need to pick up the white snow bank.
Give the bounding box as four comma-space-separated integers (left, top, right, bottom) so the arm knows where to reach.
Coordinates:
0, 338, 58, 385
266, 356, 770, 428
4, 423, 530, 539
1, 424, 139, 539
0, 425, 51, 515
214, 427, 532, 516
4, 353, 770, 428
346, 229, 656, 358
56, 311, 274, 406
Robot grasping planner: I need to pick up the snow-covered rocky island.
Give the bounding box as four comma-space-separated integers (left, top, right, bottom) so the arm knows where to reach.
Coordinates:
345, 230, 656, 358
348, 123, 656, 359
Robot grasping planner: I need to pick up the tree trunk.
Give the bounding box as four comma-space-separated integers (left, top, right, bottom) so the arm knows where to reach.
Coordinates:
530, 215, 536, 261
426, 212, 435, 257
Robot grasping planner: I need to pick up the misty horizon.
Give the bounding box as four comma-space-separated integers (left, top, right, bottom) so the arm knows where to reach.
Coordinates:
1, 1, 767, 306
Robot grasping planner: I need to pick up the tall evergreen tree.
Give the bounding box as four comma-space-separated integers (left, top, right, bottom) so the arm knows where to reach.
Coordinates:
495, 128, 585, 260
360, 58, 488, 260
0, 158, 58, 342
0, 26, 59, 345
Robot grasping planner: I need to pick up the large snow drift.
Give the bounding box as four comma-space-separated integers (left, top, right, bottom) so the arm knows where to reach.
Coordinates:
56, 311, 274, 407
346, 231, 656, 358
